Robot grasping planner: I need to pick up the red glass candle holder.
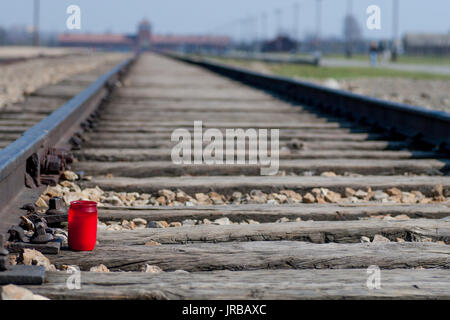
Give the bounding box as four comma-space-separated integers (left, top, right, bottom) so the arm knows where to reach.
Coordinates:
68, 200, 98, 251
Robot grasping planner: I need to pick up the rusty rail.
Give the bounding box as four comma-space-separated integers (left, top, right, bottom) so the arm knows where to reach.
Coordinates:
165, 52, 450, 152
0, 55, 136, 235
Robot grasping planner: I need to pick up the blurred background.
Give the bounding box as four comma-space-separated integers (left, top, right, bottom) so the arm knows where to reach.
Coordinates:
0, 0, 449, 111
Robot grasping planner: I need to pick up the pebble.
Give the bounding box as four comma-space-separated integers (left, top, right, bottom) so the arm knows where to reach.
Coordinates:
231, 192, 243, 202
372, 234, 391, 242
156, 196, 166, 206
302, 193, 316, 203
373, 191, 389, 201
401, 192, 417, 204
344, 187, 356, 197
103, 196, 122, 206
141, 264, 163, 273
394, 214, 410, 220
145, 240, 161, 246
1, 284, 49, 300
431, 184, 446, 201
280, 190, 302, 202
147, 221, 167, 228
169, 222, 182, 228
324, 190, 341, 203
34, 196, 48, 210
176, 190, 189, 202
173, 270, 190, 274
354, 190, 368, 199
386, 187, 402, 197
209, 192, 225, 204
195, 193, 212, 205
213, 217, 231, 225
132, 218, 148, 228
20, 249, 56, 271
182, 219, 197, 226
360, 236, 371, 243
62, 170, 78, 181
89, 264, 110, 272
158, 189, 175, 201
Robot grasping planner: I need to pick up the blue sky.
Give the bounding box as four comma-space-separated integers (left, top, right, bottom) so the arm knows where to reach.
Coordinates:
1, 0, 449, 39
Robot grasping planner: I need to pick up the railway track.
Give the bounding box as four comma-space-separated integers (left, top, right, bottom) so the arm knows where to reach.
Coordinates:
1, 52, 449, 300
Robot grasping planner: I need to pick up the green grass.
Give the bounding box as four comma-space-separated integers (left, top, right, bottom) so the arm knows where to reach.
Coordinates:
210, 57, 450, 81
325, 54, 450, 66
270, 64, 450, 81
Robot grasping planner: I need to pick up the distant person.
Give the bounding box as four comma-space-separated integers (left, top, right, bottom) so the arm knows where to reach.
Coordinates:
369, 42, 378, 67
378, 41, 385, 62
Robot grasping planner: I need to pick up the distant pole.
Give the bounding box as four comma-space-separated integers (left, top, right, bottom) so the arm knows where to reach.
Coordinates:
316, 0, 322, 51
293, 3, 300, 52
239, 19, 245, 44
33, 0, 40, 46
346, 0, 353, 58
262, 12, 268, 41
392, 0, 399, 61
275, 9, 282, 36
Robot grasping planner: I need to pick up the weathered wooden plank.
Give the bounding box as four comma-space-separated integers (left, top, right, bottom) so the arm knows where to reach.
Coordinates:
49, 241, 450, 271
98, 203, 450, 222
99, 112, 327, 121
115, 87, 274, 101
73, 159, 448, 176
0, 120, 36, 126
0, 126, 33, 133
96, 219, 450, 245
107, 99, 298, 112
85, 131, 386, 142
82, 139, 407, 150
31, 85, 88, 98
93, 121, 352, 129
75, 148, 444, 161
80, 175, 450, 196
25, 269, 450, 300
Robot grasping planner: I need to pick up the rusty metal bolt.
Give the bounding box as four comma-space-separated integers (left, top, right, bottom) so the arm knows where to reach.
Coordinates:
70, 135, 83, 149
8, 225, 29, 243
30, 222, 54, 244
19, 215, 35, 232
46, 197, 66, 216
21, 203, 37, 214
42, 154, 62, 175
0, 234, 10, 271
0, 234, 8, 256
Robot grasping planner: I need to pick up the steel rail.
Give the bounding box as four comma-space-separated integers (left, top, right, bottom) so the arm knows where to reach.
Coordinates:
165, 52, 450, 152
198, 52, 320, 66
0, 55, 136, 234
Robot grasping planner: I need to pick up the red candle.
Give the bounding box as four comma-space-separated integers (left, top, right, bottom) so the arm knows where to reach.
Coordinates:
68, 200, 98, 251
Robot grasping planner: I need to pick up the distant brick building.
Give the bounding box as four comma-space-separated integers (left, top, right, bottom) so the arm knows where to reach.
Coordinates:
403, 33, 450, 55
58, 19, 230, 52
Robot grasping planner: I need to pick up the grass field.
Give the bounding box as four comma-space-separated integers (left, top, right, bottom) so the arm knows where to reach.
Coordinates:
271, 64, 450, 81
210, 57, 450, 81
324, 54, 450, 66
